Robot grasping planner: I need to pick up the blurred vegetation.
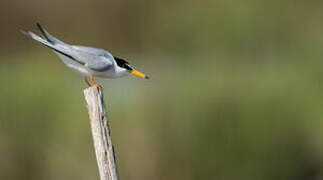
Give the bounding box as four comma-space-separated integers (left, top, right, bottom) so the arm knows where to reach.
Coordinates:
2, 0, 323, 179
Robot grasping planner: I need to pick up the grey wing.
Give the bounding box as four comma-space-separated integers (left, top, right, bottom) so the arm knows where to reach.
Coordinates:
23, 30, 113, 72
22, 24, 114, 72
22, 30, 86, 65
71, 46, 114, 72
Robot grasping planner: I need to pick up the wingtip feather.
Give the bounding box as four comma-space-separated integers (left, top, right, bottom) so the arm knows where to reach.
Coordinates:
36, 23, 45, 34
20, 29, 32, 37
20, 29, 28, 35
36, 23, 42, 30
36, 23, 51, 41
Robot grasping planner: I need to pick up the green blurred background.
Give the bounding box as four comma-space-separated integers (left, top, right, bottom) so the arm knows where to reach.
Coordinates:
1, 0, 323, 179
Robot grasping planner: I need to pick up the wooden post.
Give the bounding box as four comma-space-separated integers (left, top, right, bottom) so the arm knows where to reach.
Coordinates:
84, 87, 119, 180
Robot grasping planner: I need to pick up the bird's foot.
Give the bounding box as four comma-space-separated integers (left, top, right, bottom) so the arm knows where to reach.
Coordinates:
89, 75, 102, 91
94, 83, 103, 91
84, 77, 92, 87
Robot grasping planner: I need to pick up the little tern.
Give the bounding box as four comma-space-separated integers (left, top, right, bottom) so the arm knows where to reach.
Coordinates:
22, 23, 149, 90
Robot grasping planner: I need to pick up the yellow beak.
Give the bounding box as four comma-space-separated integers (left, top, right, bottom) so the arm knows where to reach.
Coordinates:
130, 69, 149, 79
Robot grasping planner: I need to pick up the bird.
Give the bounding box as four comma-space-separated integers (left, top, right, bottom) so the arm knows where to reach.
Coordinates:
21, 23, 149, 90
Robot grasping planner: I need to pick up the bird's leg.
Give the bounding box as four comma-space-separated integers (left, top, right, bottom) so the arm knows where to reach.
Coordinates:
90, 75, 102, 91
84, 76, 92, 87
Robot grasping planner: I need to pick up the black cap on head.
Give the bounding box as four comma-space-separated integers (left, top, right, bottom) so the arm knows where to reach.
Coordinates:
114, 56, 133, 70
114, 56, 149, 79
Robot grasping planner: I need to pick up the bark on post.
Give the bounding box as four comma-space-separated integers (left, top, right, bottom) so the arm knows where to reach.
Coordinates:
84, 87, 119, 180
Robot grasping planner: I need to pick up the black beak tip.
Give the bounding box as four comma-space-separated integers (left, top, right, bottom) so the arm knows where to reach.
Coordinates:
145, 75, 150, 79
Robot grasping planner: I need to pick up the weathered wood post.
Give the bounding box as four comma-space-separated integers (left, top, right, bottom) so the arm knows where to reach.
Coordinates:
84, 87, 119, 180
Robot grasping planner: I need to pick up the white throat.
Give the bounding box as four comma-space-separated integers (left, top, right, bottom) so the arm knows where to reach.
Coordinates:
113, 65, 130, 78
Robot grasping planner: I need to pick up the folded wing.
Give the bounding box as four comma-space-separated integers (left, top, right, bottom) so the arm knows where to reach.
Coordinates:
22, 24, 113, 72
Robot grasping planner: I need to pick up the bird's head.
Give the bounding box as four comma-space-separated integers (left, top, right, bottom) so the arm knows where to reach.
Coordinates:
114, 57, 149, 79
